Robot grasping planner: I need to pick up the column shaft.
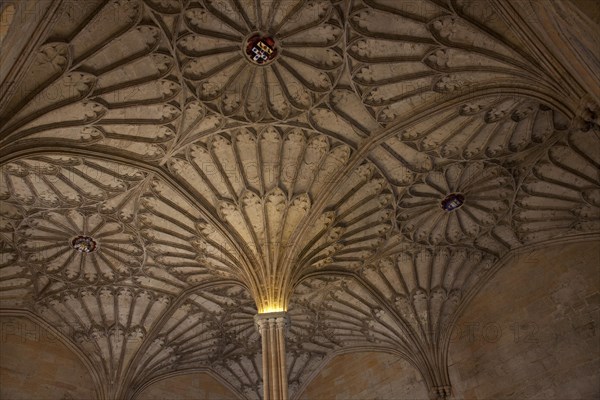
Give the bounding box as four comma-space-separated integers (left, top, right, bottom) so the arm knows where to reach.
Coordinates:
260, 323, 270, 400
269, 319, 280, 399
255, 312, 289, 400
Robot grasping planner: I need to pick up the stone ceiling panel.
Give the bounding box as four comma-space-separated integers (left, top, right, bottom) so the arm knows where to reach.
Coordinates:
346, 0, 568, 124
0, 0, 598, 399
395, 96, 569, 161
515, 129, 600, 243
35, 285, 173, 399
397, 161, 514, 245
138, 177, 245, 287
167, 125, 395, 309
127, 283, 260, 400
0, 238, 30, 308
0, 155, 149, 306
308, 88, 382, 148
178, 0, 345, 122
18, 209, 144, 290
288, 244, 498, 396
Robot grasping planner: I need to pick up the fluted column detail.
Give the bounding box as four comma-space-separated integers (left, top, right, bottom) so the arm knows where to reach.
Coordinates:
255, 312, 289, 400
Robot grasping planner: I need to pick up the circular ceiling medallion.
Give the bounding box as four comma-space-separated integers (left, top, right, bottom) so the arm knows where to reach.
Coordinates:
179, 1, 344, 122
441, 193, 465, 212
244, 33, 279, 65
71, 235, 98, 253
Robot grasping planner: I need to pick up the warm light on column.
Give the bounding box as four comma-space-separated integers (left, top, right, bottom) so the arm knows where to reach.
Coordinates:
260, 307, 286, 314
257, 299, 286, 314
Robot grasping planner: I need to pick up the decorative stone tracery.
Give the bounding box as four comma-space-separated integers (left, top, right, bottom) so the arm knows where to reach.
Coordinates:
0, 0, 598, 399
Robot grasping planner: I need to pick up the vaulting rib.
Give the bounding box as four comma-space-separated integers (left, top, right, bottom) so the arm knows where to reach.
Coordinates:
168, 126, 394, 311
515, 129, 600, 242
0, 0, 598, 399
288, 244, 497, 397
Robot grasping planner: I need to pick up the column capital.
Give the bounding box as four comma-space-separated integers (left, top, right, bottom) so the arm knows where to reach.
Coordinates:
254, 311, 290, 334
430, 386, 452, 400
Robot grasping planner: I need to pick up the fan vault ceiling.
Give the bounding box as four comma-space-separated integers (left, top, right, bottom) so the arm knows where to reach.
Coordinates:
0, 0, 598, 399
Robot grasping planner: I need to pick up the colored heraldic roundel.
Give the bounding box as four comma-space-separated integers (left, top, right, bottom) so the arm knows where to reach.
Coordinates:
441, 193, 465, 212
246, 34, 278, 65
71, 235, 98, 253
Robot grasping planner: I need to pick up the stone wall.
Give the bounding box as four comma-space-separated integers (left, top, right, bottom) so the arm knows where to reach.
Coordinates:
448, 239, 600, 399
298, 351, 429, 400
0, 315, 97, 400
134, 372, 240, 400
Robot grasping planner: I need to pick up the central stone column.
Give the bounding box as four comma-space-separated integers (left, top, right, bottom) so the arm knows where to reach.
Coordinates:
254, 311, 289, 400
